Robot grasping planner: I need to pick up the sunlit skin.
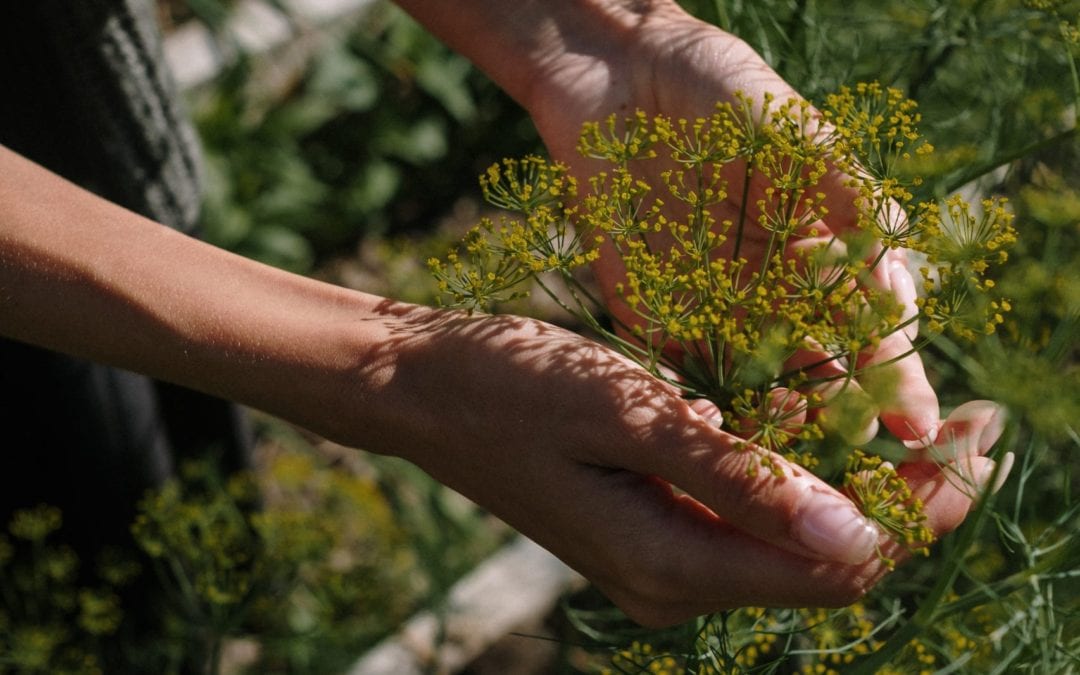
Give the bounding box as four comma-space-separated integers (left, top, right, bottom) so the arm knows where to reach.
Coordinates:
0, 0, 1007, 629
400, 0, 1009, 623
432, 89, 1014, 568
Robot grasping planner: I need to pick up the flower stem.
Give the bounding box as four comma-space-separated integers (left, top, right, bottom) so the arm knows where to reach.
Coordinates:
732, 161, 754, 264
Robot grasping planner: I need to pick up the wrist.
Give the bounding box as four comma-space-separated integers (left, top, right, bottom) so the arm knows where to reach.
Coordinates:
395, 0, 684, 110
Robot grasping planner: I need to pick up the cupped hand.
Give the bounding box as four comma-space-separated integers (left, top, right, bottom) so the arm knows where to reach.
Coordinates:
349, 302, 1005, 626
523, 1, 940, 445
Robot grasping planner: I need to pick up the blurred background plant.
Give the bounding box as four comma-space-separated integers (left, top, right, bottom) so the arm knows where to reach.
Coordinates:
1, 0, 1076, 672
179, 0, 542, 274
0, 418, 509, 674
125, 427, 419, 674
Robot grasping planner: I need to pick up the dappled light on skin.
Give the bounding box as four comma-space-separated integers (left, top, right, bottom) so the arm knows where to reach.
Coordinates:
346, 296, 1004, 627
429, 87, 1014, 577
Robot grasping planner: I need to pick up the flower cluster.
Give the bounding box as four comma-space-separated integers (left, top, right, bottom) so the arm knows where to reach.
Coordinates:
1023, 0, 1080, 46
843, 450, 934, 567
0, 450, 448, 673
131, 452, 415, 666
430, 84, 1014, 556
915, 196, 1017, 340
596, 602, 891, 675
0, 505, 136, 673
429, 155, 597, 311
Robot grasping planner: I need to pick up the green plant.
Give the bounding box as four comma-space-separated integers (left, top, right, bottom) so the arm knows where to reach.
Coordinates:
128, 446, 418, 673
190, 0, 540, 273
428, 1, 1079, 671
0, 506, 139, 675
431, 84, 1013, 558
0, 443, 423, 675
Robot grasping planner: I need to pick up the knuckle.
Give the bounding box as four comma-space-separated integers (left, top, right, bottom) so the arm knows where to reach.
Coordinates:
702, 448, 784, 527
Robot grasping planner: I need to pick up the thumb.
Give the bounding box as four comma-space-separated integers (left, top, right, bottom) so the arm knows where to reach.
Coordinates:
624, 402, 880, 566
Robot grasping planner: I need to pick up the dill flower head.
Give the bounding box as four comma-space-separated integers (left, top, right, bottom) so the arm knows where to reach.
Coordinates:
591, 602, 890, 674
912, 196, 1017, 340
7, 504, 63, 542
431, 84, 1013, 561
843, 450, 934, 569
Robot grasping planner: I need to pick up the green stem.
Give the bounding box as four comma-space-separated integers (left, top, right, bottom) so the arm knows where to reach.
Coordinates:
938, 537, 1080, 618
926, 332, 989, 380
833, 245, 890, 310
907, 0, 990, 101
554, 295, 663, 374
732, 161, 754, 265
539, 273, 598, 324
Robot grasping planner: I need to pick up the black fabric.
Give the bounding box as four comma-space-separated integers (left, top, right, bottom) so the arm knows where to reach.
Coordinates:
0, 0, 204, 233
0, 338, 255, 547
0, 0, 253, 547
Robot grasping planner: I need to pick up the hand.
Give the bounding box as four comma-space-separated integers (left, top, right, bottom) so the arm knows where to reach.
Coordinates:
523, 2, 939, 445
0, 17, 1007, 624
345, 302, 1006, 626
391, 0, 1009, 616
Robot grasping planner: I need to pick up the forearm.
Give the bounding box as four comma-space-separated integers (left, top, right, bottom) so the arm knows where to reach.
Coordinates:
0, 144, 403, 447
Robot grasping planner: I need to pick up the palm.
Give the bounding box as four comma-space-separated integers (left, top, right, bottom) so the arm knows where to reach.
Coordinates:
526, 11, 939, 443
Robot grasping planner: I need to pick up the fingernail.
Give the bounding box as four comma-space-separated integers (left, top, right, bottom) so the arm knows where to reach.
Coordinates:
940, 401, 1005, 457
975, 452, 1014, 495
978, 405, 1007, 454
902, 421, 943, 463
902, 420, 941, 451
794, 490, 878, 565
847, 417, 880, 446
690, 399, 724, 429
890, 406, 941, 447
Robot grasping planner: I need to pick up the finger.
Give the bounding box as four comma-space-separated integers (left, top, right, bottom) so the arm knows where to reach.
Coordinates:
613, 402, 880, 568
585, 448, 1016, 626
811, 378, 880, 446
812, 170, 934, 437
775, 292, 935, 447
855, 326, 940, 442
907, 399, 1007, 460
783, 237, 925, 445
557, 469, 878, 627
818, 180, 936, 440
883, 255, 919, 342
795, 226, 936, 443
689, 397, 724, 428
783, 341, 880, 446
